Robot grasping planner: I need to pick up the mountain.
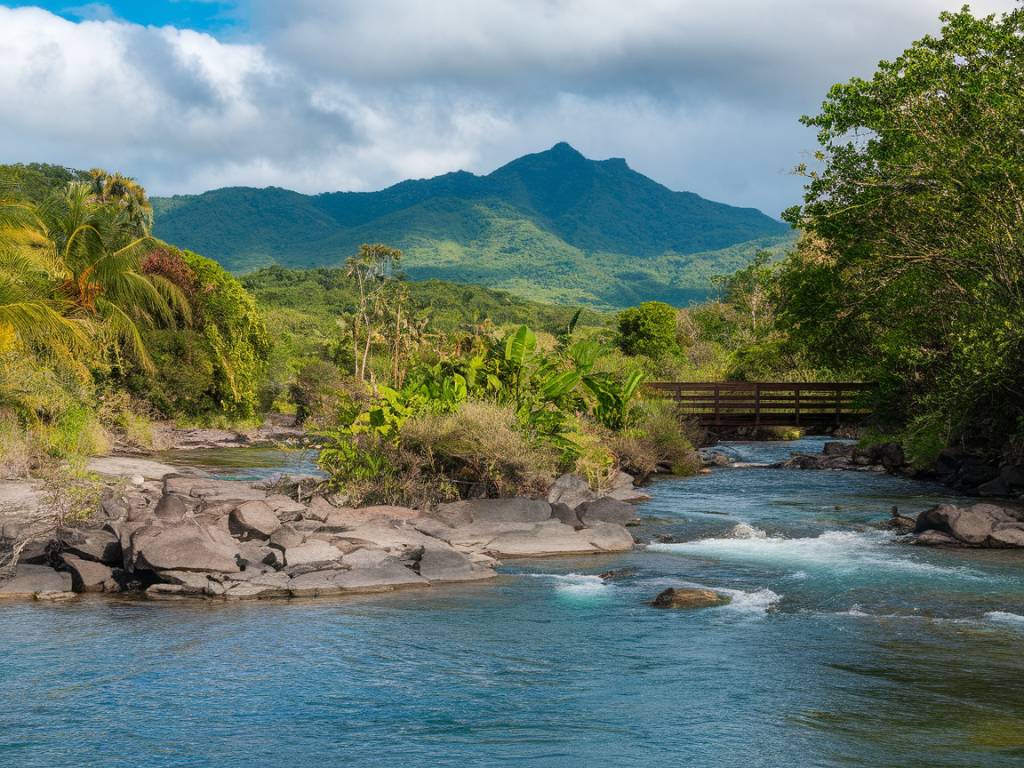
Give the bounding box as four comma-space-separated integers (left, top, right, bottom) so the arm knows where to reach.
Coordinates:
152, 142, 792, 307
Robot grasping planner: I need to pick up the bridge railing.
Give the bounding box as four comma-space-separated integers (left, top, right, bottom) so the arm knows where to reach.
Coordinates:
646, 381, 876, 427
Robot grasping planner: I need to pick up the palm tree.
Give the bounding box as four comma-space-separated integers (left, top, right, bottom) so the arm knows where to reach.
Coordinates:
32, 182, 190, 370
0, 197, 91, 368
86, 169, 154, 237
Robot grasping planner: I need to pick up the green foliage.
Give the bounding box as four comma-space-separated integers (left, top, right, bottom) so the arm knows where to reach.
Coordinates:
152, 144, 791, 307
316, 323, 651, 501
781, 6, 1024, 458
617, 301, 680, 359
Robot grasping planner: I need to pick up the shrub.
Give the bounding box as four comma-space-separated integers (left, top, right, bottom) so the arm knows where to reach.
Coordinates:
399, 400, 560, 501
97, 390, 156, 451
617, 301, 680, 358
613, 399, 700, 479
0, 409, 31, 479
288, 360, 367, 428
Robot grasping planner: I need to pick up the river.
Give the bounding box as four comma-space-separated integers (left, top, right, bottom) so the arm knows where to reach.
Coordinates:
1, 437, 1022, 767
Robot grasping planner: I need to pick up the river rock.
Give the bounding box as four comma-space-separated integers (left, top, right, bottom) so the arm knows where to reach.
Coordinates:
651, 587, 731, 609
164, 477, 267, 505
437, 497, 553, 526
0, 564, 74, 599
269, 523, 304, 551
61, 554, 116, 593
334, 563, 428, 592
550, 502, 583, 529
823, 441, 855, 458
577, 497, 641, 526
605, 470, 652, 503
223, 572, 291, 599
913, 503, 1024, 547
130, 524, 241, 573
547, 474, 598, 510
416, 546, 493, 582
150, 570, 215, 596
284, 540, 345, 568
229, 500, 281, 540
63, 529, 122, 565
153, 493, 191, 522
484, 520, 634, 557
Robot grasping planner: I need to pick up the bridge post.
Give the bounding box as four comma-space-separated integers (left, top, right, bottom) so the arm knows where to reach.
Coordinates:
714, 384, 721, 426
795, 385, 801, 426
835, 385, 842, 425
754, 383, 761, 426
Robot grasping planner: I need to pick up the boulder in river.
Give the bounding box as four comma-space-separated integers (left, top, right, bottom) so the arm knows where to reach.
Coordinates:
912, 502, 1024, 547
651, 587, 731, 609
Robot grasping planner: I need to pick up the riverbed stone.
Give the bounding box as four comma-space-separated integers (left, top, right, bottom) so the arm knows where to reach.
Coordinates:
651, 587, 731, 609
547, 474, 598, 510
550, 502, 583, 529
269, 523, 304, 551
0, 564, 73, 599
61, 554, 116, 592
913, 502, 1024, 547
130, 524, 241, 573
334, 563, 428, 592
284, 540, 345, 568
63, 529, 122, 565
342, 548, 392, 569
229, 500, 281, 540
223, 572, 291, 599
443, 498, 553, 525
417, 546, 493, 582
484, 520, 633, 557
578, 497, 641, 526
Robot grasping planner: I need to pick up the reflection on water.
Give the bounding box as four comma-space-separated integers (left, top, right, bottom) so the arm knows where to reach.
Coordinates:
1, 437, 1022, 767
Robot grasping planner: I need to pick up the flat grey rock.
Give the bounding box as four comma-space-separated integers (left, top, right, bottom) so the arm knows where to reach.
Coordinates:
130, 524, 241, 573
0, 564, 73, 599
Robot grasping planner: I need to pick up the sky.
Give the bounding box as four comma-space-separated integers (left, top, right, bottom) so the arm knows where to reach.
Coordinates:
0, 1, 1018, 216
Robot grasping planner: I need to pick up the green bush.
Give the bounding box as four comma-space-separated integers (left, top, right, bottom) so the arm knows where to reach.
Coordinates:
617, 301, 680, 359
400, 400, 560, 500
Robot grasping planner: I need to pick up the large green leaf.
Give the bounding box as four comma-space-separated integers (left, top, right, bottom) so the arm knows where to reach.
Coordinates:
540, 369, 581, 401
504, 324, 536, 367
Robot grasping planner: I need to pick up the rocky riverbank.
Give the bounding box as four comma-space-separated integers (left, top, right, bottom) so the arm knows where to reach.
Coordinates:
0, 461, 640, 602
774, 441, 1024, 499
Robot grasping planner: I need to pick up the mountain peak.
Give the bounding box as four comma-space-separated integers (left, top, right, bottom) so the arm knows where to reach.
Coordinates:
547, 141, 584, 157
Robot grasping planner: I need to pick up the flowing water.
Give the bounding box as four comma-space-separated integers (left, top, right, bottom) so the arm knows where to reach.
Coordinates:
2, 438, 1023, 767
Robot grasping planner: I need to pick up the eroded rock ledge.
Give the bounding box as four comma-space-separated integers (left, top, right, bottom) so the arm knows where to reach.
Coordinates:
0, 471, 640, 602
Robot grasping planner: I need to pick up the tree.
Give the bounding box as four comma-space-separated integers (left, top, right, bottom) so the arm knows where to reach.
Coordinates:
781, 6, 1024, 456
617, 301, 679, 358
35, 182, 190, 371
345, 243, 405, 381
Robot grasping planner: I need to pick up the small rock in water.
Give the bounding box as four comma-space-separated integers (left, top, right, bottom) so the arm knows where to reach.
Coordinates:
651, 587, 731, 609
599, 567, 637, 581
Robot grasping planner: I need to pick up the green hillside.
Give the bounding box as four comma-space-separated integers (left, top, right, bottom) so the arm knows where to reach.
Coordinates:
152, 143, 793, 307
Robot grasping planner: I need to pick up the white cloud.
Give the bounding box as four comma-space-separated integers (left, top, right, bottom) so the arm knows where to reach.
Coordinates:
0, 1, 1019, 215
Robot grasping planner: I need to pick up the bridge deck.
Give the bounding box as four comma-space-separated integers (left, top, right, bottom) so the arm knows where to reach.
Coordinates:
647, 381, 875, 427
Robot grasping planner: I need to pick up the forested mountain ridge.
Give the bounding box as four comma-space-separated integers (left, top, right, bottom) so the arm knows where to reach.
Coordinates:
152, 143, 792, 307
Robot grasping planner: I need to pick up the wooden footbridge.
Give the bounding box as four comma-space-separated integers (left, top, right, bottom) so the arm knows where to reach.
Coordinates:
647, 381, 876, 428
